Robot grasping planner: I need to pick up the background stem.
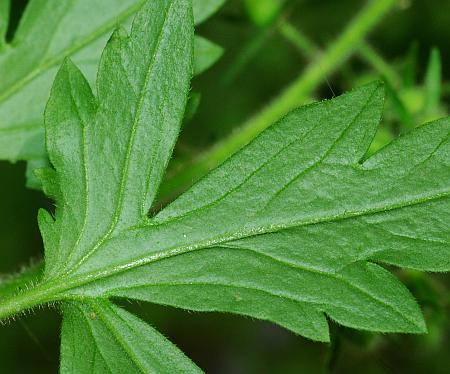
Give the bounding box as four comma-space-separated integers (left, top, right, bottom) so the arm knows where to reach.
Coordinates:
159, 0, 397, 200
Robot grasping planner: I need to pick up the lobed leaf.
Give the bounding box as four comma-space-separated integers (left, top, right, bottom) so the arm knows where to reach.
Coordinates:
40, 0, 194, 278
42, 70, 449, 343
6, 0, 449, 370
0, 0, 223, 163
28, 0, 450, 365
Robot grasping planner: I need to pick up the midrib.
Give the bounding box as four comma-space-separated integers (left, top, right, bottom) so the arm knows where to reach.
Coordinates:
57, 189, 449, 295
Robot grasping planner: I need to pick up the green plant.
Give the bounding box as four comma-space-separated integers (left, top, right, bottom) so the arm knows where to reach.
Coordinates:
1, 0, 449, 372
0, 0, 223, 178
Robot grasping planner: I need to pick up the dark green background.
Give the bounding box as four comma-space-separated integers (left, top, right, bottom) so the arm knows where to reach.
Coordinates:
1, 0, 449, 372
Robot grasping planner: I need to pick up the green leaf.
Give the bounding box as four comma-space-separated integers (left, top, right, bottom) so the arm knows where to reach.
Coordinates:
61, 300, 202, 373
37, 57, 449, 346
0, 0, 142, 161
23, 34, 220, 190
193, 0, 226, 24
25, 157, 51, 190
40, 0, 193, 278
0, 0, 9, 46
194, 36, 223, 75
183, 91, 202, 126
424, 47, 442, 116
0, 0, 222, 163
6, 0, 448, 370
244, 0, 285, 27
2, 1, 447, 366
403, 42, 418, 88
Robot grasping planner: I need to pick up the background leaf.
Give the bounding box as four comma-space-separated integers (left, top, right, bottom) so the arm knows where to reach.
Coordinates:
193, 0, 226, 25
194, 36, 224, 75
424, 47, 442, 118
0, 0, 9, 46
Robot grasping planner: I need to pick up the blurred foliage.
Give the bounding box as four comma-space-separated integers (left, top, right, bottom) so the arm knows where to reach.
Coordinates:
1, 0, 449, 372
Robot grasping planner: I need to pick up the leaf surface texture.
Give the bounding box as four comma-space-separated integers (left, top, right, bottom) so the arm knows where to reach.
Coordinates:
0, 0, 222, 162
30, 0, 450, 368
61, 300, 201, 373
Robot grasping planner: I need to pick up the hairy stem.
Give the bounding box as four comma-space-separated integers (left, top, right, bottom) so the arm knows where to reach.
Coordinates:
0, 262, 44, 299
0, 263, 48, 321
158, 0, 398, 200
0, 279, 60, 322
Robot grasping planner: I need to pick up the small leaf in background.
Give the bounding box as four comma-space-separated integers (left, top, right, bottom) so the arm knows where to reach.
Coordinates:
424, 47, 442, 119
183, 92, 202, 126
402, 41, 419, 88
384, 80, 414, 130
0, 0, 9, 46
193, 0, 226, 24
25, 157, 50, 190
194, 36, 224, 75
244, 0, 286, 27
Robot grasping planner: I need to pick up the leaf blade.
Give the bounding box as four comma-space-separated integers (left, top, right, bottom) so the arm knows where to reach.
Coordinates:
193, 0, 226, 24
0, 0, 9, 46
42, 0, 194, 276
42, 78, 448, 340
424, 47, 442, 117
194, 36, 223, 75
61, 300, 202, 373
0, 0, 221, 163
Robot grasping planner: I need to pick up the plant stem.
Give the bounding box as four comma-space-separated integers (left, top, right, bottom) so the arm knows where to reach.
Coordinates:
357, 42, 401, 88
280, 20, 401, 89
0, 262, 44, 299
0, 279, 59, 321
159, 0, 397, 199
278, 19, 319, 58
277, 20, 414, 130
